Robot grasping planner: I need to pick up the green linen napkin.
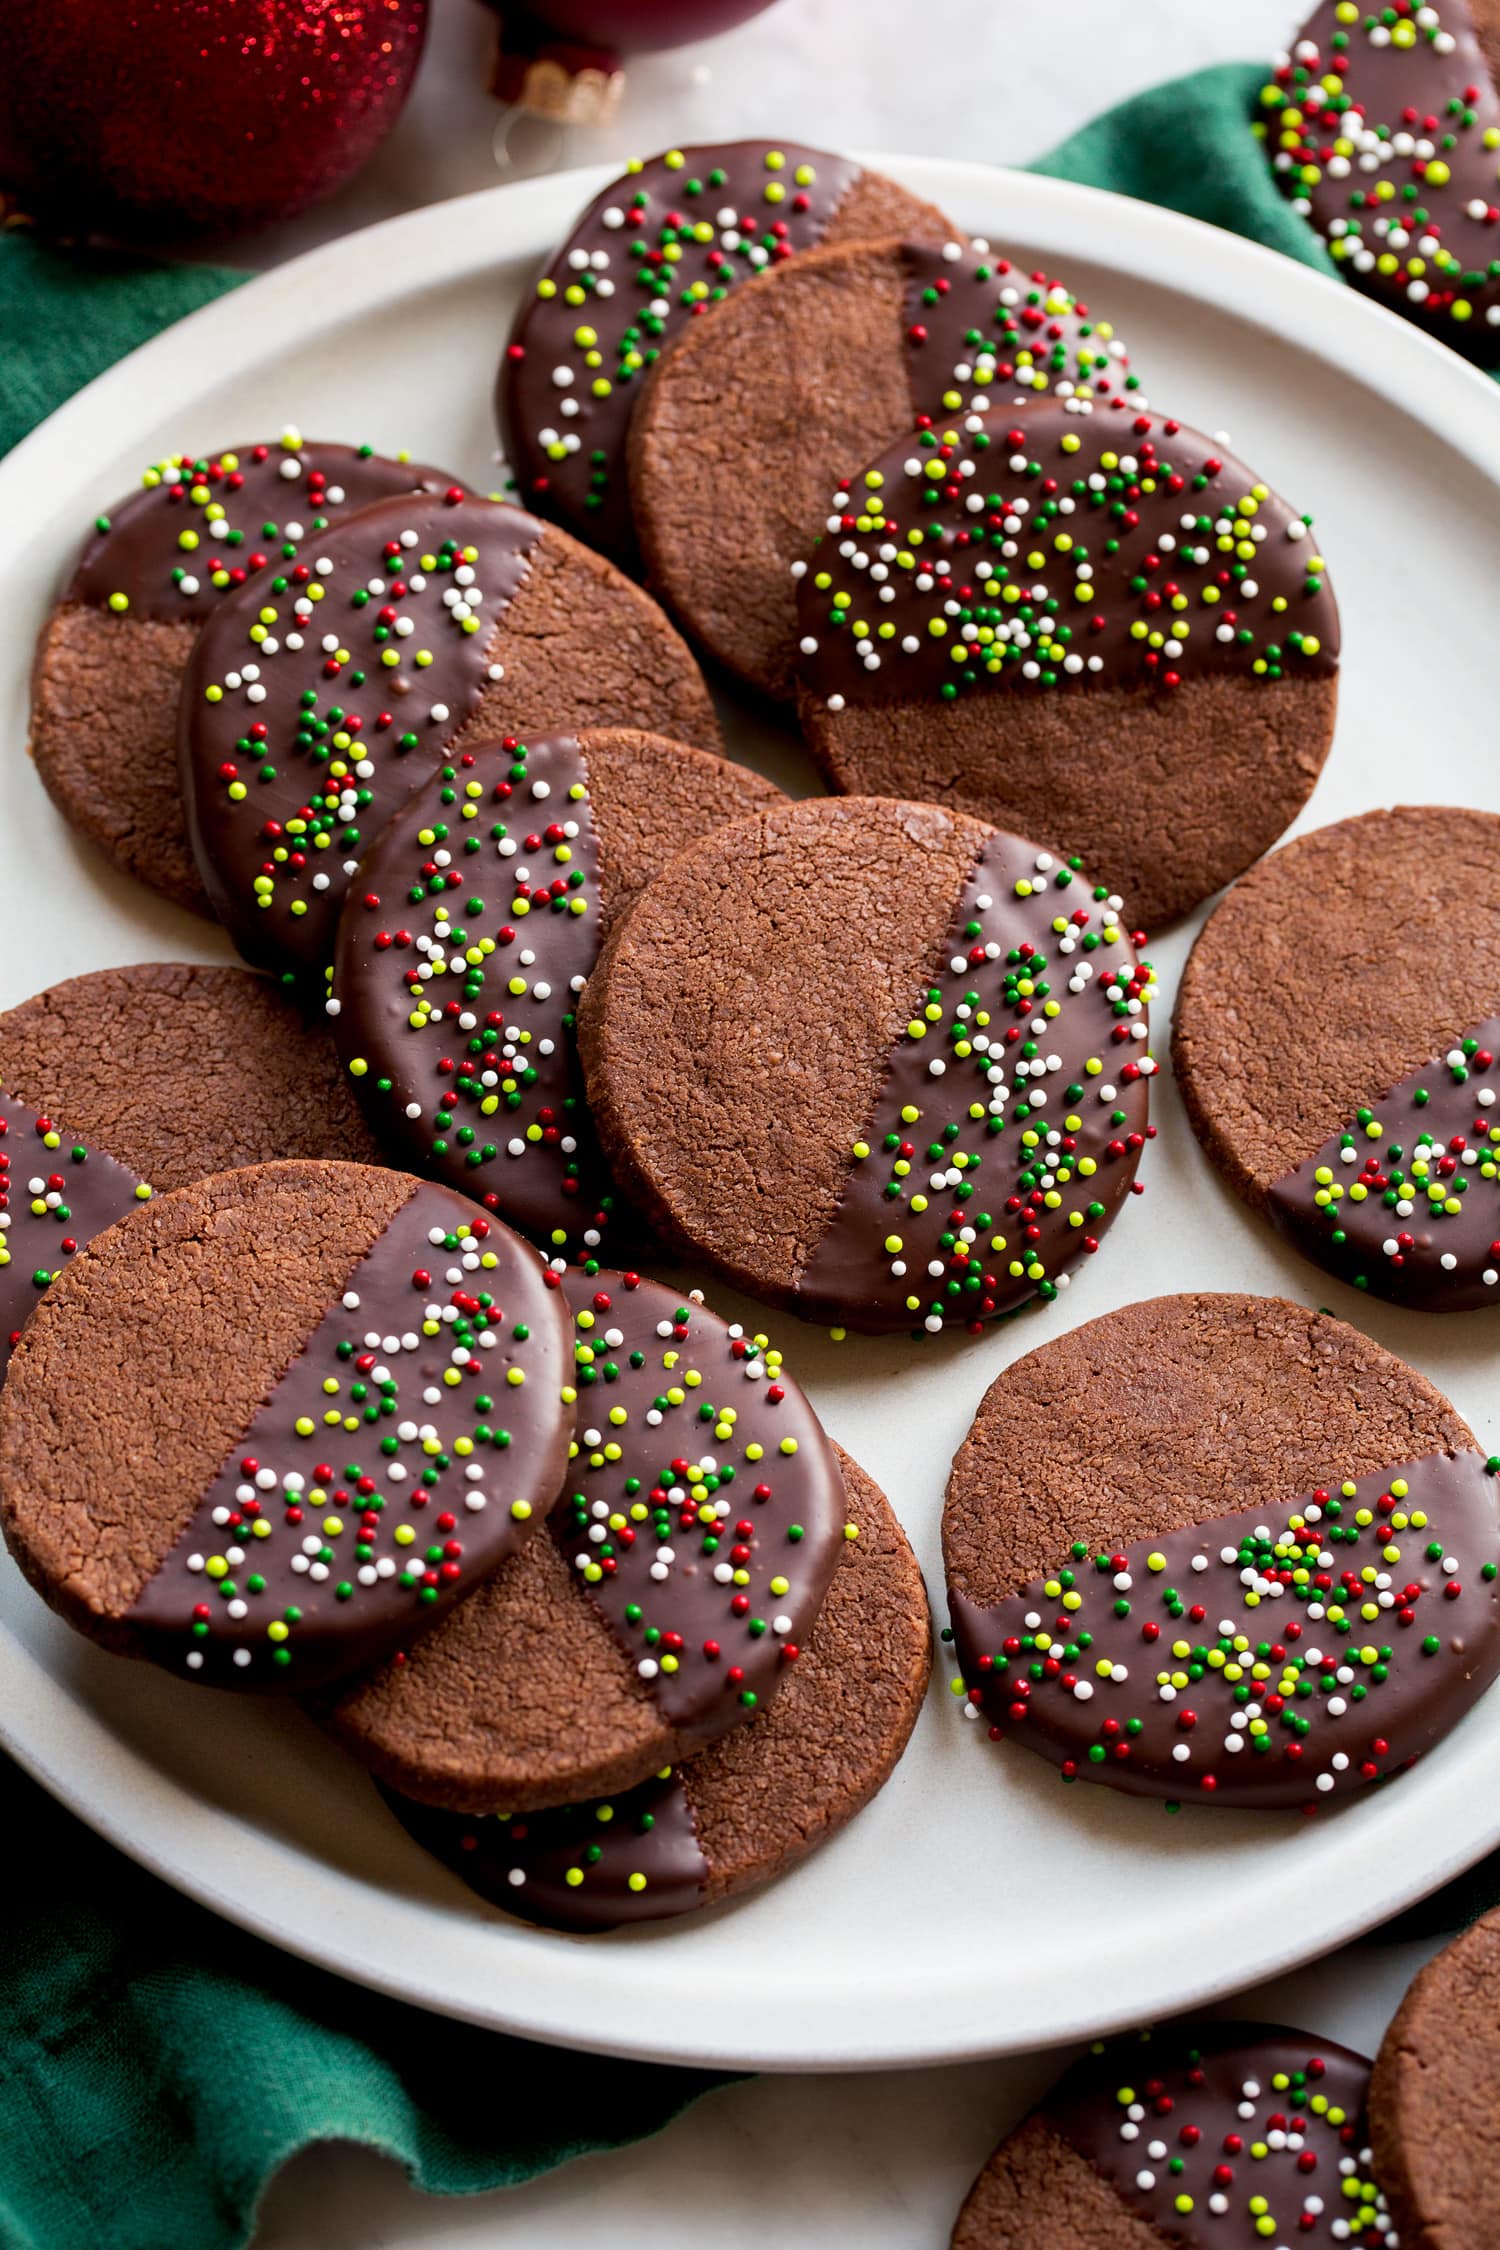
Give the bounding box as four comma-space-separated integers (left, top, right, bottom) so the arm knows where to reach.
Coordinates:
1032, 58, 1339, 279
0, 232, 248, 461
0, 1765, 729, 2250
0, 58, 1494, 2250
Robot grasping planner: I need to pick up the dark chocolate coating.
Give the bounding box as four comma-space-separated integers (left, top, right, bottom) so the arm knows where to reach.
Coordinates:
1264, 1, 1500, 355
1267, 1014, 1500, 1311
552, 1266, 845, 1744
797, 828, 1156, 1330
180, 491, 541, 987
126, 1182, 572, 1689
795, 397, 1339, 711
64, 438, 451, 624
33, 440, 451, 916
370, 1437, 927, 1923
381, 1763, 708, 1932
899, 242, 1136, 411
331, 732, 610, 1252
626, 234, 1140, 705
1042, 2023, 1388, 2246
498, 140, 861, 558
950, 1448, 1500, 1808
0, 1092, 149, 1381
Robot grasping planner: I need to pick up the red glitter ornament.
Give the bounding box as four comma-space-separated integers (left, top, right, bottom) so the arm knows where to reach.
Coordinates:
0, 0, 428, 237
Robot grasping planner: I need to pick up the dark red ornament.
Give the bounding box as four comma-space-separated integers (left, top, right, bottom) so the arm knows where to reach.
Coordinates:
516, 0, 776, 47
0, 0, 428, 237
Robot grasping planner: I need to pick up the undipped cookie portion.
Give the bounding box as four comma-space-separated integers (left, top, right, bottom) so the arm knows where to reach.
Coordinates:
578, 794, 1156, 1334
1370, 1901, 1500, 2248
0, 961, 380, 1377
953, 2021, 1392, 2249
497, 138, 950, 564
324, 1268, 850, 1808
632, 234, 1134, 697
31, 435, 450, 915
330, 727, 783, 1258
179, 487, 720, 989
0, 1160, 572, 1688
943, 1291, 1500, 1809
793, 397, 1340, 928
379, 1443, 930, 1930
1174, 806, 1500, 1311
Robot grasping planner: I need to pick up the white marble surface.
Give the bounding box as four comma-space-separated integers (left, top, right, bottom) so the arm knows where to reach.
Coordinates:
223, 1, 1445, 2241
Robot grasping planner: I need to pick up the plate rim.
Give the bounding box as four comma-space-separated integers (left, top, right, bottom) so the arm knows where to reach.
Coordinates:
4, 151, 1500, 2073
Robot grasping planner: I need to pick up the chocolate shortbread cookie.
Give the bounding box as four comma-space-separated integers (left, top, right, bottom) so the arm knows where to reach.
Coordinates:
793, 397, 1340, 929
953, 2022, 1393, 2249
1370, 1903, 1500, 2248
325, 1268, 850, 1809
178, 486, 720, 991
1174, 806, 1500, 1312
31, 435, 449, 915
497, 139, 950, 565
632, 235, 1134, 698
329, 727, 783, 1258
577, 795, 1157, 1334
0, 1160, 572, 1688
380, 1442, 930, 1931
944, 1292, 1500, 1809
1262, 0, 1500, 357
0, 961, 380, 1376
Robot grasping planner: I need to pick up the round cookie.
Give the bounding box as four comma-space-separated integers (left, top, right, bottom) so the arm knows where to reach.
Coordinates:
329, 727, 784, 1259
323, 1268, 851, 1809
497, 139, 951, 565
953, 2021, 1393, 2249
178, 484, 721, 992
1174, 806, 1500, 1313
31, 434, 450, 916
1262, 0, 1500, 358
378, 1442, 930, 1931
0, 1160, 572, 1690
576, 795, 1157, 1335
1370, 1903, 1500, 2247
0, 961, 382, 1378
632, 234, 1134, 699
943, 1292, 1500, 1810
793, 397, 1340, 930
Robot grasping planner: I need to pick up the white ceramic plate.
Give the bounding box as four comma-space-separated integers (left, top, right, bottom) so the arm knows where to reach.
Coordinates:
4, 156, 1500, 2074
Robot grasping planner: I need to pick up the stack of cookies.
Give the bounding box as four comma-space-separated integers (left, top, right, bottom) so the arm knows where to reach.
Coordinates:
5, 133, 1499, 1987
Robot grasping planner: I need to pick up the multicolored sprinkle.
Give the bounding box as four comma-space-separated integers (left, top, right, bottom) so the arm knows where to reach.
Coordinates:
1261, 0, 1500, 346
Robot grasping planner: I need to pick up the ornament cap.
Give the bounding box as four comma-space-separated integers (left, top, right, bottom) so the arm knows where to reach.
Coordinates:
488, 6, 625, 124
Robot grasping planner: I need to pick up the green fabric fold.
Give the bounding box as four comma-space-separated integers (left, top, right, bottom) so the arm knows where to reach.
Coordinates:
0, 1766, 730, 2250
0, 233, 247, 461
1031, 58, 1338, 277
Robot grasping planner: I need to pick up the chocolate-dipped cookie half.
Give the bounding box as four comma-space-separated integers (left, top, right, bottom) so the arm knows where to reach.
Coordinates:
379, 1442, 930, 1931
31, 433, 451, 915
323, 1269, 850, 1809
329, 726, 784, 1259
1262, 0, 1500, 357
497, 138, 951, 565
953, 2021, 1393, 2248
0, 961, 380, 1379
178, 485, 720, 992
632, 233, 1134, 698
577, 794, 1156, 1335
793, 397, 1340, 929
943, 1291, 1500, 1809
1174, 805, 1500, 1312
0, 1161, 572, 1689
